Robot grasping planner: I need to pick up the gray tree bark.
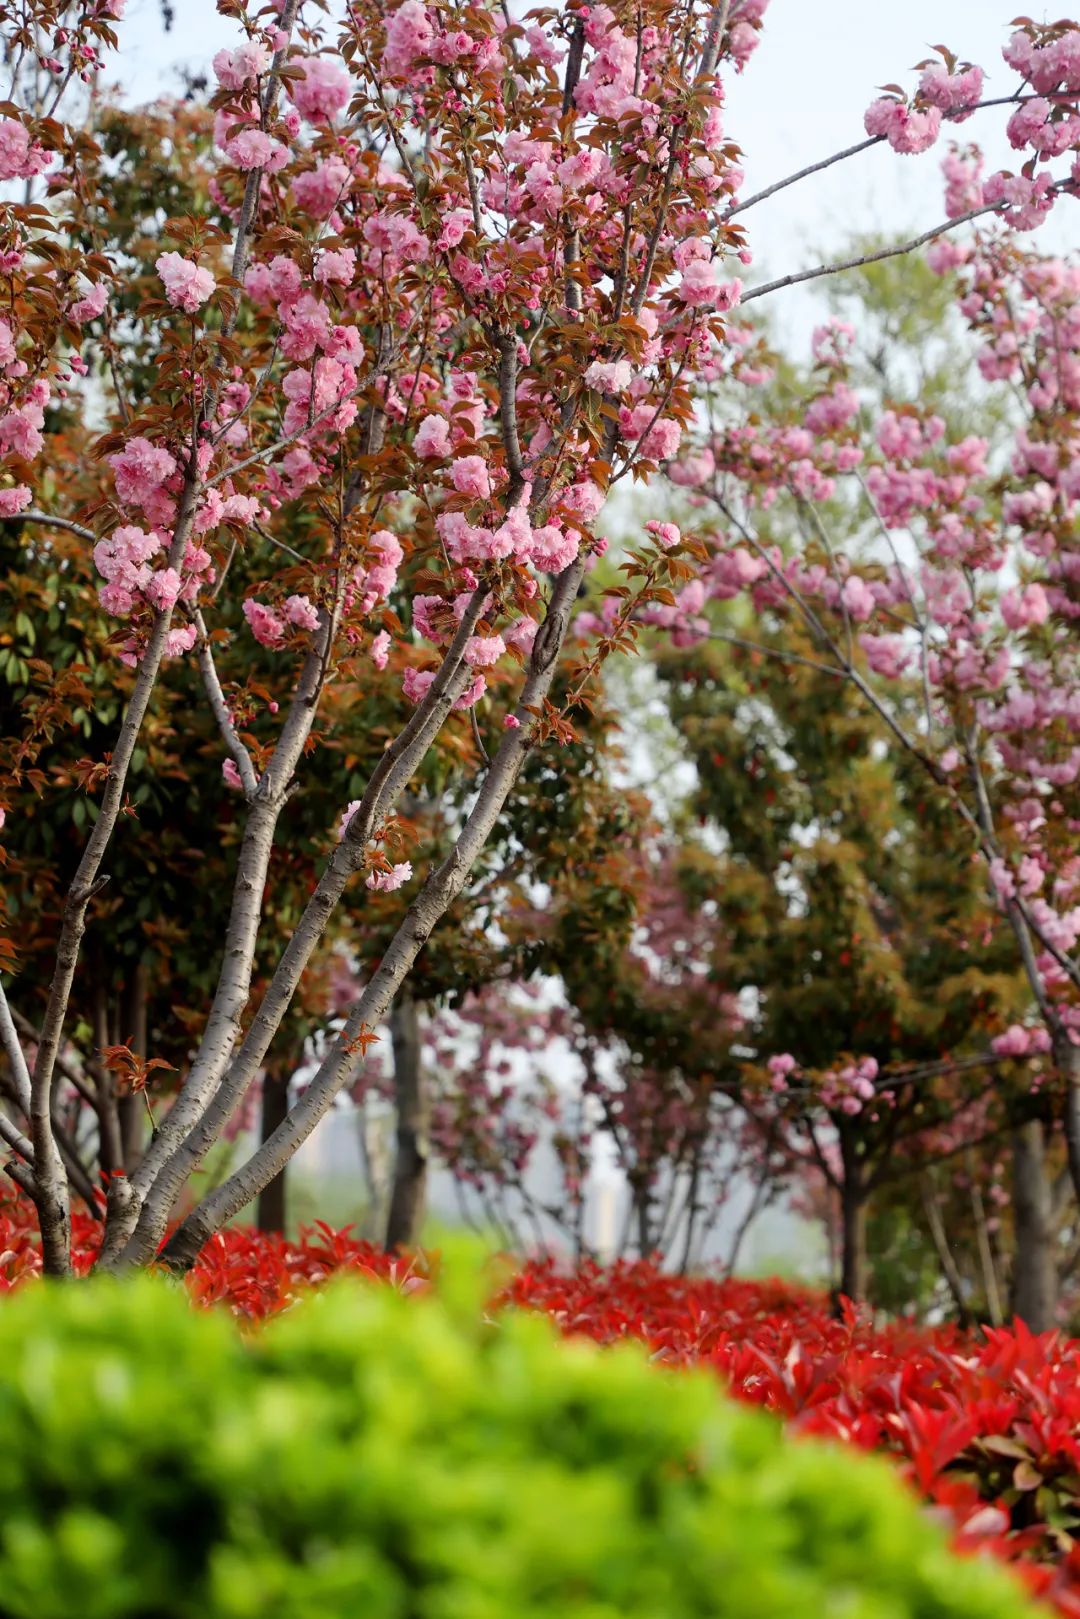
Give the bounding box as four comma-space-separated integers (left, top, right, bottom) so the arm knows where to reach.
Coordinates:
255, 1067, 290, 1234
839, 1178, 867, 1304
384, 994, 428, 1251
1055, 1033, 1080, 1214
1011, 1118, 1058, 1332
157, 555, 585, 1273
102, 587, 490, 1272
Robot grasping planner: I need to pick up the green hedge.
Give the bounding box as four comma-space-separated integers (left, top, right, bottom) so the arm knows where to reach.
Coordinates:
0, 1268, 1035, 1619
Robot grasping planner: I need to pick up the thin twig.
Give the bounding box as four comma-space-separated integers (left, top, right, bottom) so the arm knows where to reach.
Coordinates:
724, 135, 882, 221
704, 628, 845, 679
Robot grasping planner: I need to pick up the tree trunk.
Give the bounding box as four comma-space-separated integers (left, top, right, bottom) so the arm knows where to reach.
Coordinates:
1055, 1032, 1080, 1213
91, 977, 122, 1179
1011, 1118, 1057, 1332
678, 1151, 702, 1275
967, 1148, 1004, 1327
839, 1182, 867, 1303
355, 1097, 391, 1239
637, 1191, 652, 1259
919, 1173, 970, 1326
837, 1132, 868, 1305
384, 994, 427, 1251
255, 1067, 290, 1234
117, 960, 151, 1173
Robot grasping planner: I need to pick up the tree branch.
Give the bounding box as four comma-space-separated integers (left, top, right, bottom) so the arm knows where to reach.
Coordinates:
741, 198, 1021, 306
19, 510, 96, 543
109, 585, 492, 1265
0, 982, 32, 1115
723, 135, 882, 221
157, 555, 588, 1271
192, 610, 259, 798
496, 333, 527, 504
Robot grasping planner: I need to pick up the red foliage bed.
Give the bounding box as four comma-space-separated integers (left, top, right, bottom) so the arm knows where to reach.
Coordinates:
3, 1204, 1079, 1615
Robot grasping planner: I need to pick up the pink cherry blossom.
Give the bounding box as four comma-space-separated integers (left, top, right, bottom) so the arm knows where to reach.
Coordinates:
143, 567, 182, 613
437, 509, 514, 565
525, 524, 580, 574
382, 0, 434, 80
0, 118, 48, 182
0, 484, 31, 516
454, 673, 486, 710
678, 258, 742, 310
768, 1053, 797, 1092
989, 857, 1016, 903
584, 359, 633, 392
563, 481, 605, 521
0, 406, 43, 461
918, 62, 984, 116
1000, 582, 1049, 629
156, 253, 216, 315
212, 41, 268, 90
645, 520, 681, 550
864, 97, 942, 155
243, 598, 286, 648
859, 632, 911, 679
283, 593, 320, 632
313, 248, 357, 287
991, 1023, 1050, 1057
464, 634, 506, 668
403, 668, 436, 704
108, 438, 177, 509
224, 129, 289, 173
291, 157, 351, 217
414, 414, 451, 458
164, 624, 197, 658
451, 455, 492, 499
365, 861, 413, 892
291, 58, 350, 123
69, 281, 108, 324
338, 800, 363, 839
839, 574, 876, 621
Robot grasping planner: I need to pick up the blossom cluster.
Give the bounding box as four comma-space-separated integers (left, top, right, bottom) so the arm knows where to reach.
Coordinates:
34, 0, 772, 772
651, 227, 1080, 1066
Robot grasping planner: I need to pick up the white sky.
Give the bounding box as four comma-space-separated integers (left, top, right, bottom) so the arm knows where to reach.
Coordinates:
725, 1, 1074, 328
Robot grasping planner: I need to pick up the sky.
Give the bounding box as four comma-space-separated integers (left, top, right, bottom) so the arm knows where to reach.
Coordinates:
724, 0, 1073, 335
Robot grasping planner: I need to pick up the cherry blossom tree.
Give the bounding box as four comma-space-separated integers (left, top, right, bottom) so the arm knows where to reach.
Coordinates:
639, 35, 1080, 1257
0, 0, 1076, 1279
421, 849, 750, 1270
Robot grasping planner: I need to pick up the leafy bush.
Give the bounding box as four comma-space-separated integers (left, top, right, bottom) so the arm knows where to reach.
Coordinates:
0, 1266, 1037, 1619
1, 1201, 1078, 1610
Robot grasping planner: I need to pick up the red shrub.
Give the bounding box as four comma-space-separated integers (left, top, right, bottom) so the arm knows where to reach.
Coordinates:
503, 1260, 1080, 1615
0, 1202, 430, 1317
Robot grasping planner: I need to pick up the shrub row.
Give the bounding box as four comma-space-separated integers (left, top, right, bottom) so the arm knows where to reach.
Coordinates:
0, 1261, 1037, 1619
1, 1200, 1076, 1612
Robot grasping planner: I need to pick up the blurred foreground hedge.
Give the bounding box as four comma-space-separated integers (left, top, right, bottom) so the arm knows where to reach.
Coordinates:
0, 1269, 1037, 1618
